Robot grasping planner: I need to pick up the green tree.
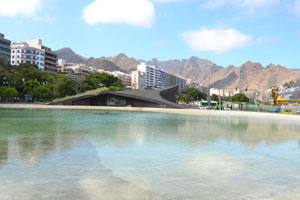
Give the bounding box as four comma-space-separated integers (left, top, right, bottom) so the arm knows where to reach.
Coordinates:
24, 80, 41, 95
32, 85, 52, 101
85, 72, 121, 90
211, 94, 219, 101
177, 88, 207, 103
0, 86, 19, 102
230, 93, 250, 102
54, 75, 76, 98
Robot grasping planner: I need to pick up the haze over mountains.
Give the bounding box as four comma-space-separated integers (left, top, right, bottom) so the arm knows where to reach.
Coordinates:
55, 47, 300, 93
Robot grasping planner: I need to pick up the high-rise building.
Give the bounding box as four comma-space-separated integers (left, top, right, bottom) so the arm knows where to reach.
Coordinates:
0, 33, 11, 64
165, 72, 186, 93
131, 71, 146, 90
137, 63, 165, 89
11, 39, 57, 74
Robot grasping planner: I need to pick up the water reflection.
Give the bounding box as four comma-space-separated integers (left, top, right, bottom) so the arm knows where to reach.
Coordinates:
0, 109, 300, 200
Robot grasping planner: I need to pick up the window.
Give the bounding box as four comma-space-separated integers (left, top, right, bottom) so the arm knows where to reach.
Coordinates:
12, 50, 15, 53
17, 50, 20, 53
12, 61, 14, 64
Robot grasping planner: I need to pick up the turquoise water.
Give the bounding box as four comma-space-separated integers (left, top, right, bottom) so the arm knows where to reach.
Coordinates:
0, 109, 300, 200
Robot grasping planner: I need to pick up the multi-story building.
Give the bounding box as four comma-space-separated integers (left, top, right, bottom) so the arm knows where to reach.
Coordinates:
134, 62, 187, 92
10, 42, 45, 70
0, 33, 11, 64
131, 71, 146, 90
11, 39, 57, 74
110, 71, 132, 88
165, 73, 186, 93
137, 63, 165, 89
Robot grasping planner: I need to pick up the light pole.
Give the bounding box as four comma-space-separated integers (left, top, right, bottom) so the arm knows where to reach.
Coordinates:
207, 73, 211, 106
22, 78, 25, 103
53, 78, 56, 99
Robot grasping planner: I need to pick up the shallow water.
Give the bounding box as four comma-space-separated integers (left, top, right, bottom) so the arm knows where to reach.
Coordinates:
0, 109, 300, 200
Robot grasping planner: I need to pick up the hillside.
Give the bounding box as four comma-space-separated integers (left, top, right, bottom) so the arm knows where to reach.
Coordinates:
146, 57, 223, 81
55, 47, 300, 93
55, 48, 86, 63
204, 61, 300, 94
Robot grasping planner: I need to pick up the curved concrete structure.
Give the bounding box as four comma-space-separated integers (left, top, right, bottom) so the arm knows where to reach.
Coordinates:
51, 86, 182, 108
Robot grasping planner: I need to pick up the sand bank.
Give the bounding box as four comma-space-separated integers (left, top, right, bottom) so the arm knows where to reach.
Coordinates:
0, 104, 300, 123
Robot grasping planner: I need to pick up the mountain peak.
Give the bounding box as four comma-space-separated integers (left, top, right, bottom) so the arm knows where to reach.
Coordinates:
116, 53, 127, 58
55, 47, 86, 63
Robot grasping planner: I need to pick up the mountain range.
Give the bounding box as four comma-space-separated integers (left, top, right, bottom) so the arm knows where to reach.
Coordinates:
55, 48, 300, 94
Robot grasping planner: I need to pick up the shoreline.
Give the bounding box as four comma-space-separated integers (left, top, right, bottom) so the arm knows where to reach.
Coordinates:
0, 103, 300, 123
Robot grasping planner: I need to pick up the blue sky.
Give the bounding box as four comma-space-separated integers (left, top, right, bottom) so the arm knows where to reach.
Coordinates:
0, 0, 300, 69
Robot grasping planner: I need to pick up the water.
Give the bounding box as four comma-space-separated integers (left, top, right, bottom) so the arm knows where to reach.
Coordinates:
0, 109, 300, 200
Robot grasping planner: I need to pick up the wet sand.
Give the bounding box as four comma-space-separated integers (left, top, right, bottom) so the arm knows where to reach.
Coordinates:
0, 104, 300, 123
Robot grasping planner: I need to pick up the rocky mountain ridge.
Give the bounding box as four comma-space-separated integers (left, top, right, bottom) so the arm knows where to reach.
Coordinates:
55, 48, 300, 93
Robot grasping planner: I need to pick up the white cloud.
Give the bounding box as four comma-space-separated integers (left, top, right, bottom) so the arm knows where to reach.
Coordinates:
181, 27, 252, 54
201, 0, 280, 10
82, 0, 155, 28
0, 0, 43, 17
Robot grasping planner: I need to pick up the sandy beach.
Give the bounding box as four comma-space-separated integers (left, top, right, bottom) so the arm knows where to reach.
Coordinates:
0, 103, 300, 123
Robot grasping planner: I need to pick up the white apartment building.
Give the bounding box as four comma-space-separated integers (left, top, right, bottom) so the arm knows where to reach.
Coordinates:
10, 42, 45, 70
109, 71, 132, 88
10, 39, 57, 74
131, 71, 146, 90
137, 63, 165, 89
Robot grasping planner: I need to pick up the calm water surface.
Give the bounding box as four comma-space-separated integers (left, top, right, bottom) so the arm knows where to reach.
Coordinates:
0, 109, 300, 200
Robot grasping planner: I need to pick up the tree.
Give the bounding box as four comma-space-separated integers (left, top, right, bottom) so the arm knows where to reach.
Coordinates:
230, 93, 250, 102
177, 88, 207, 103
211, 94, 219, 101
24, 80, 41, 95
54, 75, 76, 98
85, 72, 121, 90
0, 86, 19, 102
32, 85, 52, 100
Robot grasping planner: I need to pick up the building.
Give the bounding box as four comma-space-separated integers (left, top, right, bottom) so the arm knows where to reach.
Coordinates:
11, 39, 57, 74
109, 71, 132, 88
131, 71, 146, 90
51, 86, 181, 108
10, 42, 45, 70
165, 72, 186, 93
63, 63, 95, 76
137, 63, 166, 89
0, 33, 11, 64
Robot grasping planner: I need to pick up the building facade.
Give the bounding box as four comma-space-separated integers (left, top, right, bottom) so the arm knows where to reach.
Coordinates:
137, 63, 166, 89
11, 39, 57, 74
110, 71, 132, 88
0, 33, 11, 64
10, 43, 45, 70
165, 73, 186, 93
131, 71, 146, 90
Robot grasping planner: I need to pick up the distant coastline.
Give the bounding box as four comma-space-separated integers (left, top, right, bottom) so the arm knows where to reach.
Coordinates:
1, 104, 300, 123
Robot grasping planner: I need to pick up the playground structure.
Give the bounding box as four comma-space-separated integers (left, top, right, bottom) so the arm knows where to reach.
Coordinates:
271, 88, 300, 106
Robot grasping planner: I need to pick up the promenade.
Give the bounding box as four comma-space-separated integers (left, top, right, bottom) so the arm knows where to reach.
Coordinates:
1, 104, 300, 123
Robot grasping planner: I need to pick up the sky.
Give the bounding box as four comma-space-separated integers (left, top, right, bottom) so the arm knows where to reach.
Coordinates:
0, 0, 300, 69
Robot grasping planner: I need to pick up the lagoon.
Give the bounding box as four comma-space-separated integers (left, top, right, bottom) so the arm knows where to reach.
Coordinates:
0, 109, 300, 200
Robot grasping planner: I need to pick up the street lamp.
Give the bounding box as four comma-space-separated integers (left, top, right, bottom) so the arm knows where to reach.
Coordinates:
53, 78, 56, 98
22, 78, 25, 103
